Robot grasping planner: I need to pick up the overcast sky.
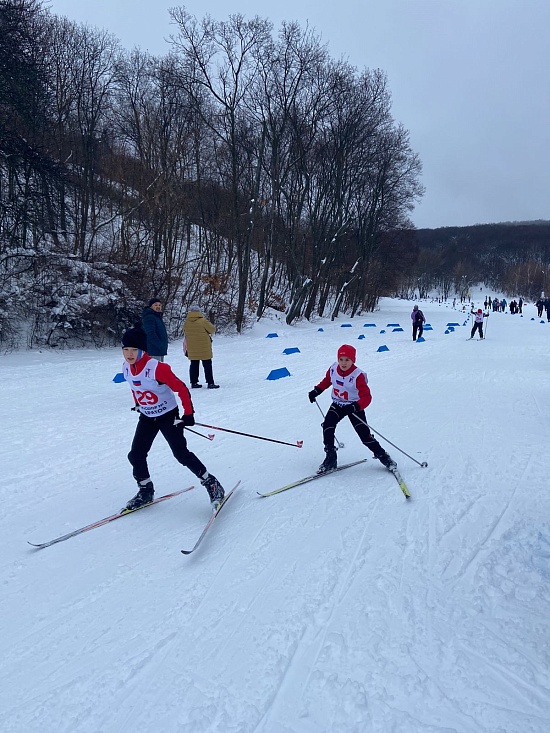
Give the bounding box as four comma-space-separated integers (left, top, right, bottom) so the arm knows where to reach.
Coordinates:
45, 0, 550, 230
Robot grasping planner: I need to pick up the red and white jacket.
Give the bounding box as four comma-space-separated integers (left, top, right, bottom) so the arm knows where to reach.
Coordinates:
123, 354, 193, 418
315, 362, 372, 410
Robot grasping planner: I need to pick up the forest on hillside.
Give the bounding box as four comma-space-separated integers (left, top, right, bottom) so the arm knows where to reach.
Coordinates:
0, 0, 422, 348
1, 1, 548, 350
402, 222, 550, 301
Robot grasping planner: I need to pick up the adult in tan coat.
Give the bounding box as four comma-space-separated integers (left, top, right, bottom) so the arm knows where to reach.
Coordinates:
183, 304, 219, 389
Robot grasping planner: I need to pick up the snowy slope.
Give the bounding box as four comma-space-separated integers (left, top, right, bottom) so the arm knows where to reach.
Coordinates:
2, 298, 550, 733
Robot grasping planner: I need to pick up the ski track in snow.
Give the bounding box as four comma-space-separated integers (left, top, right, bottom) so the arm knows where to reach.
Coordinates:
2, 298, 550, 732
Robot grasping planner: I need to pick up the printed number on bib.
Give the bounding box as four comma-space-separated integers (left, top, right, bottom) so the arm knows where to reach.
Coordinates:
135, 390, 159, 405
334, 388, 349, 401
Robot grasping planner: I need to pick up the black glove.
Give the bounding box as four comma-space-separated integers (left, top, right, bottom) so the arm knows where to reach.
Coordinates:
131, 404, 140, 412
180, 413, 195, 427
341, 401, 360, 416
308, 387, 322, 403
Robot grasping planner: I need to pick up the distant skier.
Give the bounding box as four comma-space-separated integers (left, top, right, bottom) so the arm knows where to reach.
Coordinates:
308, 344, 396, 474
120, 324, 225, 511
470, 308, 488, 339
411, 304, 426, 341
535, 298, 544, 317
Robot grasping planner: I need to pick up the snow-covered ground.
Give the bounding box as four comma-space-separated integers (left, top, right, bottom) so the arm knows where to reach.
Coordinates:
2, 297, 550, 733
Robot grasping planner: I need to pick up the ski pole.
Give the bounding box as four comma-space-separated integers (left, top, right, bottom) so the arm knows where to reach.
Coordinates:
195, 422, 303, 448
353, 414, 428, 467
314, 400, 345, 449
173, 419, 215, 440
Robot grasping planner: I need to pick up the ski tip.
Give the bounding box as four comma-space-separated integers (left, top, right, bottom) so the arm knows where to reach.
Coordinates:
420, 461, 428, 468
296, 440, 304, 448
208, 434, 215, 440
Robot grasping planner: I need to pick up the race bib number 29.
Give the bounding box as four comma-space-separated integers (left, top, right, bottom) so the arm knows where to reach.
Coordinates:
134, 390, 158, 405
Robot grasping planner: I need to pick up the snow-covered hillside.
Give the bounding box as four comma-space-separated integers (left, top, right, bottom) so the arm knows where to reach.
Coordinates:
2, 298, 550, 733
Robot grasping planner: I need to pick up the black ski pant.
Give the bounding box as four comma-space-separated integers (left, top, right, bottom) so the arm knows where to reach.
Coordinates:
322, 403, 385, 458
470, 322, 483, 339
412, 322, 423, 341
189, 359, 214, 386
128, 407, 206, 482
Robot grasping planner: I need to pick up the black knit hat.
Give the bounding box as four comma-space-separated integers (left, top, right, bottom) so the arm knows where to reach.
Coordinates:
121, 324, 147, 351
148, 297, 162, 307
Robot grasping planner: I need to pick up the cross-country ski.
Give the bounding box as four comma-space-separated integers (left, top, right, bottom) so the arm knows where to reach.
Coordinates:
181, 482, 240, 555
27, 487, 194, 549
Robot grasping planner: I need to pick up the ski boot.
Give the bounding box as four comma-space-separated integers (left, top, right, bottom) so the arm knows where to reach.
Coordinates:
201, 472, 225, 510
125, 479, 154, 511
317, 447, 337, 474
377, 452, 397, 471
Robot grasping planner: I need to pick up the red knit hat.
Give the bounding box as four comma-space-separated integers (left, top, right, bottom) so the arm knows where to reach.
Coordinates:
337, 344, 356, 362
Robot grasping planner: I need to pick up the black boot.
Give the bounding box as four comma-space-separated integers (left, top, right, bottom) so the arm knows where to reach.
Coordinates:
125, 479, 154, 510
377, 452, 397, 470
201, 472, 225, 509
317, 447, 337, 474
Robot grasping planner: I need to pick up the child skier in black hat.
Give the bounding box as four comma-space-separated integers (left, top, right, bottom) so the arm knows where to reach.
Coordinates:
120, 324, 225, 510
308, 344, 396, 474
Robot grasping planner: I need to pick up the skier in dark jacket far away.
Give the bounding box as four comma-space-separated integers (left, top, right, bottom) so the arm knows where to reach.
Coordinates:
411, 304, 426, 341
141, 298, 168, 361
120, 324, 225, 512
308, 344, 396, 475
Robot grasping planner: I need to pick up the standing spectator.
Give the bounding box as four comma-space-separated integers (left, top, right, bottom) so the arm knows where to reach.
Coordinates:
470, 308, 489, 339
536, 298, 544, 317
500, 298, 507, 312
411, 304, 426, 341
183, 304, 220, 389
518, 297, 523, 314
545, 298, 550, 322
141, 298, 168, 361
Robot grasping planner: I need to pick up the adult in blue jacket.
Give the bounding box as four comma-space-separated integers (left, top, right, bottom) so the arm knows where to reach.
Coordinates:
141, 298, 168, 361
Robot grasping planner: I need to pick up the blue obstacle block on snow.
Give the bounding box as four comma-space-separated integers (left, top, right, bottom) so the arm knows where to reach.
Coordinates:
392, 327, 404, 332
113, 372, 125, 383
416, 336, 425, 343
377, 345, 389, 352
318, 327, 324, 332
424, 324, 433, 330
282, 347, 300, 355
379, 329, 386, 334
541, 320, 546, 324
266, 367, 291, 380
340, 323, 352, 327
266, 332, 278, 338
358, 334, 365, 340
531, 317, 535, 320
386, 323, 400, 327
446, 322, 460, 326
363, 323, 376, 327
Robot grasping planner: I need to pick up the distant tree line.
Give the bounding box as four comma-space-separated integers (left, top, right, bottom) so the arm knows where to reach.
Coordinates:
0, 0, 423, 347
395, 223, 550, 301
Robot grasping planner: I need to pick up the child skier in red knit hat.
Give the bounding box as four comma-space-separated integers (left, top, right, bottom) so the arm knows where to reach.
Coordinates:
308, 344, 396, 474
